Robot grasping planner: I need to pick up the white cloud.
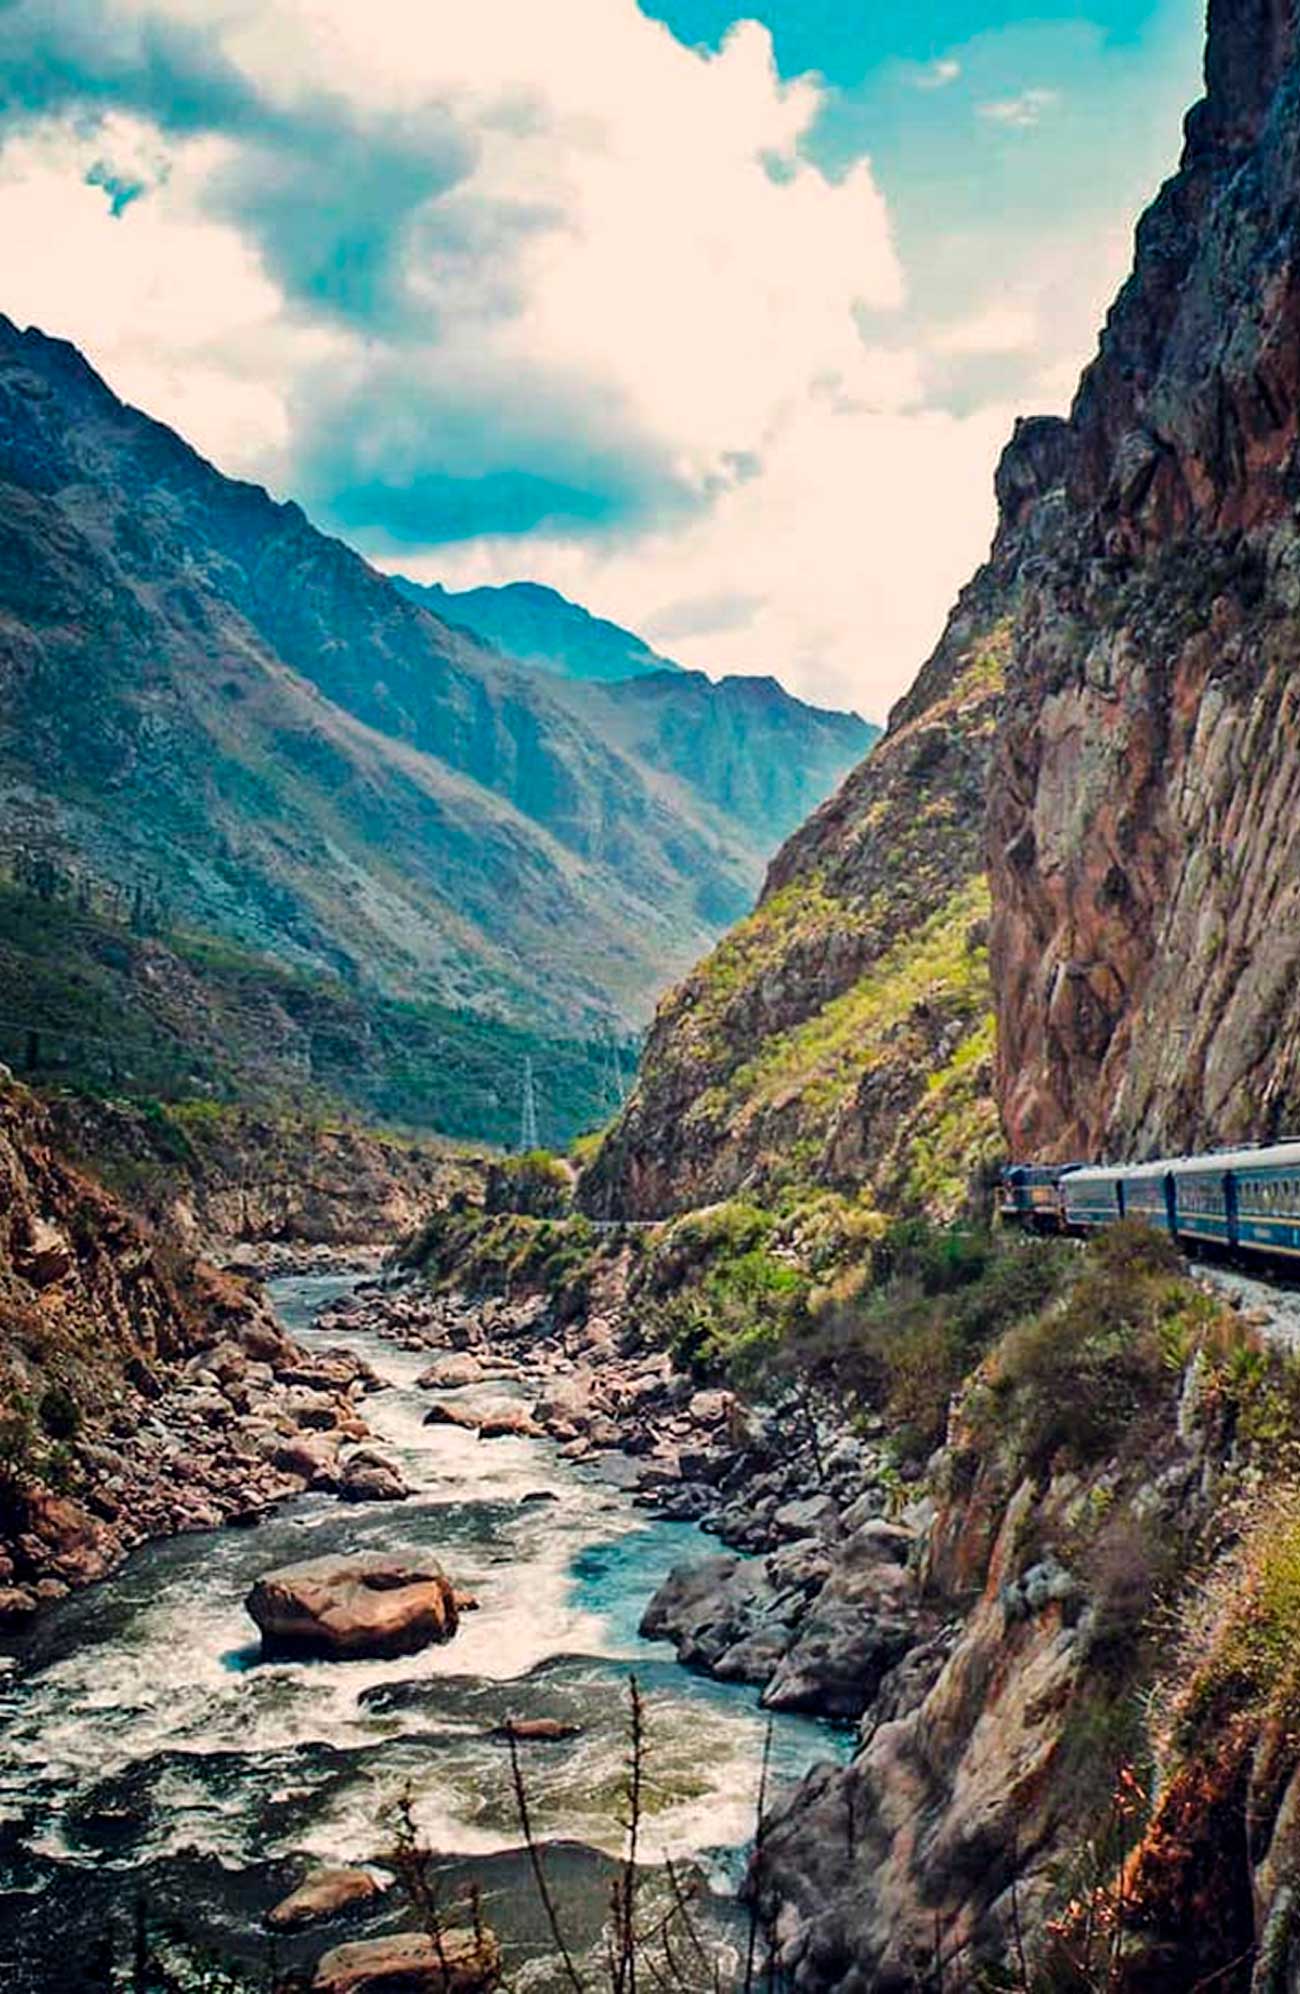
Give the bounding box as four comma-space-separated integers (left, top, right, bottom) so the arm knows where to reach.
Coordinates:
936, 301, 1039, 356
0, 0, 1030, 717
398, 393, 1010, 718
978, 87, 1062, 128
0, 115, 341, 476
914, 58, 962, 90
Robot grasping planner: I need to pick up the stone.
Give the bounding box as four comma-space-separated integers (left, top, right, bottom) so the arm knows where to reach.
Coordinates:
772, 1494, 840, 1543
640, 1553, 793, 1676
532, 1376, 594, 1428
246, 1554, 460, 1659
487, 1717, 582, 1742
423, 1402, 481, 1431
265, 1866, 388, 1930
271, 1434, 341, 1487
839, 1488, 888, 1533
18, 1216, 73, 1287
476, 1404, 542, 1440
339, 1453, 409, 1503
416, 1354, 484, 1390
282, 1387, 340, 1431
311, 1928, 500, 1994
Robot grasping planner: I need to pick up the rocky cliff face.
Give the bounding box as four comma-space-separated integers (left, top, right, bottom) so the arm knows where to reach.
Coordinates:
589, 0, 1300, 1204
0, 1075, 395, 1621
748, 1237, 1300, 1993
46, 1097, 479, 1255
991, 0, 1300, 1161
579, 558, 1016, 1221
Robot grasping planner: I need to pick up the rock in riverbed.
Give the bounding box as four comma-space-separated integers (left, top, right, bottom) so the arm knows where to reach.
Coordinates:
416, 1353, 484, 1389
265, 1866, 388, 1930
486, 1717, 582, 1742
246, 1554, 460, 1659
312, 1928, 500, 1994
338, 1448, 409, 1502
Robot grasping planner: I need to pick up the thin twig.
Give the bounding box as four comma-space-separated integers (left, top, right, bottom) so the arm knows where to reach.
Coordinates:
743, 1721, 775, 1994
505, 1722, 587, 1994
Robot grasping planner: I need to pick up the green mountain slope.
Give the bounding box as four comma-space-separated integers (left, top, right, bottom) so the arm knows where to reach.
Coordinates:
560, 669, 879, 861
0, 319, 765, 1041
397, 577, 878, 860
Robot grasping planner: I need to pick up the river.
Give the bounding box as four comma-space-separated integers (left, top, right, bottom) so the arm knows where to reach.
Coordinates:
0, 1274, 847, 1989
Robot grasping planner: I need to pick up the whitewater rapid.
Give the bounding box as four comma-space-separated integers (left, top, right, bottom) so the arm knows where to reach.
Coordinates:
0, 1273, 846, 1983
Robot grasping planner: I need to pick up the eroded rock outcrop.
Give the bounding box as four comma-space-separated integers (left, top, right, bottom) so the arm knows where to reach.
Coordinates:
0, 1073, 384, 1618
990, 0, 1300, 1161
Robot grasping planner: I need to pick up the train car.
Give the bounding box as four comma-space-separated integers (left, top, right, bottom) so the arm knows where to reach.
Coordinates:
999, 1164, 1075, 1231
1059, 1165, 1126, 1231
1219, 1144, 1300, 1260
1121, 1166, 1176, 1235
1167, 1157, 1234, 1250
1044, 1141, 1300, 1263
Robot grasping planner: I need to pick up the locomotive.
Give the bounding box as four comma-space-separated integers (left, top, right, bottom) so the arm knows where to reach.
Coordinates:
1001, 1144, 1300, 1262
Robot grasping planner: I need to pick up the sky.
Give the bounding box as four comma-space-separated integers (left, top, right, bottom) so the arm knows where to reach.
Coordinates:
0, 0, 1204, 719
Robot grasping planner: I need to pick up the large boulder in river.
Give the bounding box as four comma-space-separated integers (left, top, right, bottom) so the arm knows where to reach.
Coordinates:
639, 1553, 795, 1681
265, 1866, 388, 1930
476, 1402, 542, 1439
247, 1554, 459, 1659
312, 1928, 501, 1994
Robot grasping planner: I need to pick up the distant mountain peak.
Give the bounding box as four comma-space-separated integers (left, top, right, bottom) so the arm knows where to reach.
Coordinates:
393, 575, 683, 685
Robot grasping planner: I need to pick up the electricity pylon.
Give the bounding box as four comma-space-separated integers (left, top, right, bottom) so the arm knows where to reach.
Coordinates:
519, 1056, 540, 1152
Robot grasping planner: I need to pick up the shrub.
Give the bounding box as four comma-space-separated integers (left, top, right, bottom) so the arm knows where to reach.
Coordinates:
38, 1382, 81, 1442
782, 1227, 1072, 1460
0, 1402, 35, 1491
484, 1151, 573, 1219
980, 1222, 1204, 1478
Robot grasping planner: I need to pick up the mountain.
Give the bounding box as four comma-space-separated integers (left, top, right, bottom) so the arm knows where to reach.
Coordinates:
989, 0, 1300, 1165
397, 576, 879, 862
584, 0, 1300, 1219
551, 669, 878, 866
0, 316, 762, 1037
393, 576, 682, 684
578, 564, 1006, 1219
0, 322, 871, 1146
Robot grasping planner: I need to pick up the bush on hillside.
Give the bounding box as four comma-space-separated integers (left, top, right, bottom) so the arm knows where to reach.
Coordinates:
780, 1221, 1070, 1460
484, 1151, 573, 1218
975, 1221, 1194, 1475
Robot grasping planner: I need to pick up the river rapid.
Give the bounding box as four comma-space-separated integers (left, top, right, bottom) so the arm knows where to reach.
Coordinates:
0, 1274, 846, 1989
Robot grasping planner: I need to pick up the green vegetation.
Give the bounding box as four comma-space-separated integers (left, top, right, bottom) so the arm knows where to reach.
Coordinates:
712, 874, 991, 1123
484, 1151, 574, 1218
679, 870, 874, 1055
654, 874, 1000, 1222
973, 1222, 1200, 1475
0, 879, 632, 1148
636, 1202, 811, 1380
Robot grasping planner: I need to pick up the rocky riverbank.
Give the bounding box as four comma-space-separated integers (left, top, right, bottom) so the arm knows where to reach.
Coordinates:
0, 1074, 435, 1628
0, 1284, 414, 1626
314, 1276, 937, 1723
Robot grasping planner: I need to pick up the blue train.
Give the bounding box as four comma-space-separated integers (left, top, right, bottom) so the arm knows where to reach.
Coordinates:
1001, 1144, 1300, 1262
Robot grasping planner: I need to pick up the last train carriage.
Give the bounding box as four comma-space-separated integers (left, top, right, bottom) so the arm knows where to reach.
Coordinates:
1009, 1142, 1300, 1262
